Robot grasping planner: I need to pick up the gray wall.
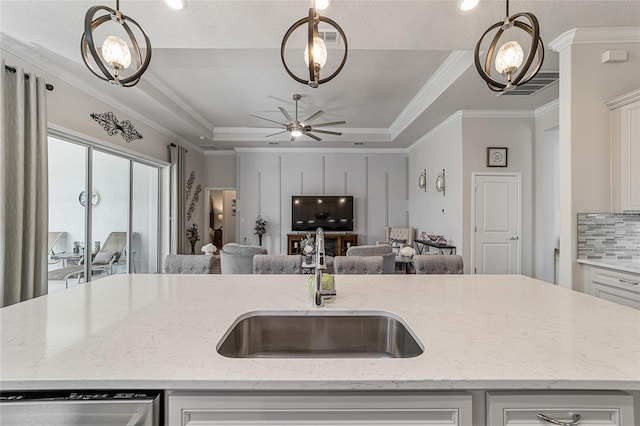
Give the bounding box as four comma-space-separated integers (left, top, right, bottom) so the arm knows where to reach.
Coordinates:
233, 149, 408, 255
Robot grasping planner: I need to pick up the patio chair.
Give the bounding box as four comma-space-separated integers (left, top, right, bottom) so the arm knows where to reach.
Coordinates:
48, 232, 127, 287
47, 231, 64, 264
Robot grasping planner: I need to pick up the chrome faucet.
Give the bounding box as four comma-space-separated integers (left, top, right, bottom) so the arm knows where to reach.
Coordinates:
314, 227, 335, 307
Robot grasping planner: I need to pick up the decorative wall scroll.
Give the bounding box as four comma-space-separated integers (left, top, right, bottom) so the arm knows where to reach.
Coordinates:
186, 184, 201, 221
90, 112, 143, 143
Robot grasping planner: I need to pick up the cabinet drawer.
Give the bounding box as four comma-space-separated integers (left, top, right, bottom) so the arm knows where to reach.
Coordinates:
487, 391, 634, 426
591, 268, 640, 290
590, 268, 640, 309
168, 391, 473, 426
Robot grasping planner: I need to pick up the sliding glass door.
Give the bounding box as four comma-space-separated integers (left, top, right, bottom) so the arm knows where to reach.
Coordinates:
132, 162, 159, 274
47, 135, 163, 292
92, 150, 130, 279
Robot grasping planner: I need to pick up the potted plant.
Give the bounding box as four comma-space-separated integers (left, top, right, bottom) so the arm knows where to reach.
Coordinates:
186, 223, 200, 255
254, 215, 267, 246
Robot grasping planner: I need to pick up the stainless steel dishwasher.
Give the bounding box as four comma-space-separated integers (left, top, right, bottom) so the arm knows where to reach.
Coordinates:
0, 390, 161, 425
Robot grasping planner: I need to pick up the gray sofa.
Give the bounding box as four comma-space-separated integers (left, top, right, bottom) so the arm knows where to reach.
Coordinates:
346, 244, 395, 274
220, 243, 268, 274
164, 254, 216, 274
413, 254, 464, 274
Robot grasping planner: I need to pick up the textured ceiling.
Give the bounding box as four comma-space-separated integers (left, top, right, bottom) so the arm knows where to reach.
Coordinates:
1, 0, 639, 150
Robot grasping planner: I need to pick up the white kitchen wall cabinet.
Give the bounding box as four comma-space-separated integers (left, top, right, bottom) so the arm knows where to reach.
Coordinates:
582, 264, 640, 310
609, 89, 640, 212
167, 391, 473, 426
487, 391, 635, 426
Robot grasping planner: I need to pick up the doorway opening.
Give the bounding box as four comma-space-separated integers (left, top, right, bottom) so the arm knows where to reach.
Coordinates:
207, 188, 237, 252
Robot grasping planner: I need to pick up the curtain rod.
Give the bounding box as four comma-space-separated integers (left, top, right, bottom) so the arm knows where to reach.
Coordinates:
4, 65, 54, 91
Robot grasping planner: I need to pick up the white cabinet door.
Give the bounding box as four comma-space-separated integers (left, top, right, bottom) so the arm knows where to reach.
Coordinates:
487, 391, 635, 426
620, 100, 640, 211
167, 391, 473, 426
609, 91, 640, 211
582, 265, 640, 310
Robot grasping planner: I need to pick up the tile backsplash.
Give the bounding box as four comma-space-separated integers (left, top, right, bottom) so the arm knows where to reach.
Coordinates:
577, 213, 640, 260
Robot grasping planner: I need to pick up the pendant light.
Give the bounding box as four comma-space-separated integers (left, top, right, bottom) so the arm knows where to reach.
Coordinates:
81, 0, 152, 87
281, 6, 347, 88
474, 0, 544, 92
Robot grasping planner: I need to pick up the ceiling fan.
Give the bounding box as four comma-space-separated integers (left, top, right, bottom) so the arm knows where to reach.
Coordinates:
250, 94, 346, 141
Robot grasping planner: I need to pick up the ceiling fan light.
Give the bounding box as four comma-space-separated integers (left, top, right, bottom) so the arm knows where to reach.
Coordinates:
304, 37, 328, 69
164, 0, 185, 9
291, 128, 303, 137
102, 35, 132, 69
495, 40, 524, 74
459, 0, 479, 11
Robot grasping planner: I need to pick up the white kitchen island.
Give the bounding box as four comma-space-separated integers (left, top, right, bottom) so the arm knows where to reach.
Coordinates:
1, 274, 639, 425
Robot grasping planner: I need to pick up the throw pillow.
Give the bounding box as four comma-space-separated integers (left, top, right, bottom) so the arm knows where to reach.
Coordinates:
92, 251, 114, 265
389, 238, 406, 247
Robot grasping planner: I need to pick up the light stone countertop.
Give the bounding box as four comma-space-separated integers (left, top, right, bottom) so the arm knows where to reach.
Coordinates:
1, 274, 639, 391
577, 258, 640, 275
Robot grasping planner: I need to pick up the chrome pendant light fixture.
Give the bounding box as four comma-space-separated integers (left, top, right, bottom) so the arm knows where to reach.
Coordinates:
81, 0, 152, 87
281, 4, 347, 88
474, 0, 544, 92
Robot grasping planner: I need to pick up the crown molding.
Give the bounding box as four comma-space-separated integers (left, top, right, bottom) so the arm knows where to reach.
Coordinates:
406, 110, 462, 151
606, 88, 640, 110
234, 147, 407, 154
139, 71, 215, 136
535, 99, 559, 117
204, 150, 236, 156
1, 34, 205, 154
550, 27, 640, 52
213, 127, 392, 143
461, 110, 535, 119
389, 50, 474, 139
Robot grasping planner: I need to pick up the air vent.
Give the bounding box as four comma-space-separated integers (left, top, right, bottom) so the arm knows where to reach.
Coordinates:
354, 142, 364, 146
498, 71, 559, 96
318, 29, 340, 45
268, 141, 279, 145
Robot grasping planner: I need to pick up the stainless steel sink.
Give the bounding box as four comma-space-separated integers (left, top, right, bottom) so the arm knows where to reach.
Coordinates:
217, 311, 423, 358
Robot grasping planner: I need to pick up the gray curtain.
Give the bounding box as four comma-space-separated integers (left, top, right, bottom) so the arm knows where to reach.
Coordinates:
0, 60, 49, 307
169, 144, 186, 254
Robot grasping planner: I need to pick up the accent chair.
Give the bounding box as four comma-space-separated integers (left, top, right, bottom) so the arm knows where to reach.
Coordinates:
220, 243, 268, 274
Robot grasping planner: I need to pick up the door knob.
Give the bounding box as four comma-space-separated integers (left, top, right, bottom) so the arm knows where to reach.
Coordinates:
509, 236, 519, 240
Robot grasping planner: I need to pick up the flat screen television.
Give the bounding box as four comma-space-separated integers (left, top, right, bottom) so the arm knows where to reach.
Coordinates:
291, 195, 354, 232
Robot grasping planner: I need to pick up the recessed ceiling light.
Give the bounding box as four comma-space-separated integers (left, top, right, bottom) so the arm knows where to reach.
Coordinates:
165, 0, 185, 10
459, 0, 479, 11
199, 136, 205, 140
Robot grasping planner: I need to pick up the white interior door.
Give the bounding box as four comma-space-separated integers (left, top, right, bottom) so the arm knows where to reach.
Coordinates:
473, 174, 521, 274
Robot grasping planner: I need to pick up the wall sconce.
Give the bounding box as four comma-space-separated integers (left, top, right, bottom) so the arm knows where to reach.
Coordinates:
217, 213, 224, 221
474, 0, 543, 92
281, 7, 348, 88
81, 0, 152, 87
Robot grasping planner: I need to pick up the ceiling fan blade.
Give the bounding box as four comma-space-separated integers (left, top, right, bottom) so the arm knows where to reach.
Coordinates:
266, 130, 288, 137
309, 120, 347, 128
250, 114, 287, 127
311, 129, 343, 136
290, 135, 296, 142
278, 107, 294, 122
303, 110, 324, 123
305, 132, 322, 141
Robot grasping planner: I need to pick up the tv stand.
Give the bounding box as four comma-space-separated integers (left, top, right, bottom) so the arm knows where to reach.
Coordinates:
287, 233, 358, 257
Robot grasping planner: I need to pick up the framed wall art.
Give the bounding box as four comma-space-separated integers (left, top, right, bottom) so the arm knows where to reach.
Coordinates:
487, 147, 508, 167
